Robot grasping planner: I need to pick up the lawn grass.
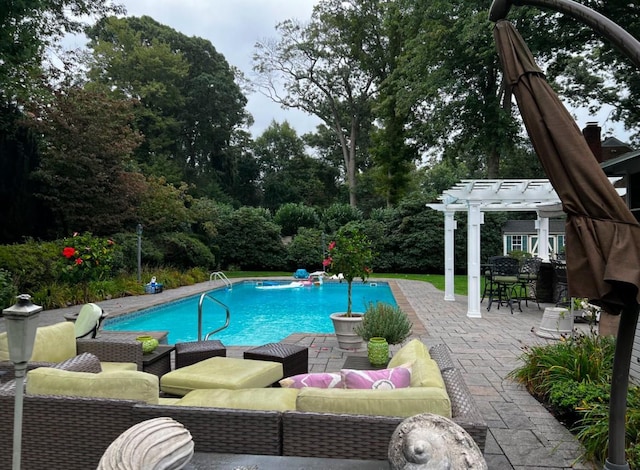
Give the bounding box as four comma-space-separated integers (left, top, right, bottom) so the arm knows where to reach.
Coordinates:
225, 271, 471, 297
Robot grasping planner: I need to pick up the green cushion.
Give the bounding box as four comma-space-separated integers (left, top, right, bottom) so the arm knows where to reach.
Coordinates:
0, 322, 76, 362
493, 276, 518, 283
160, 357, 283, 396
388, 339, 431, 366
296, 387, 452, 418
387, 339, 445, 389
176, 388, 299, 411
101, 362, 138, 372
26, 368, 159, 404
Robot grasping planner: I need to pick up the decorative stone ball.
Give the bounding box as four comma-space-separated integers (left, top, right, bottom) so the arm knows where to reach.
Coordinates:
388, 413, 487, 470
98, 417, 194, 470
136, 335, 159, 354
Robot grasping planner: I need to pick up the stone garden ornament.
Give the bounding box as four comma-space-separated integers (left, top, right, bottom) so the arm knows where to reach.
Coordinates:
388, 413, 487, 470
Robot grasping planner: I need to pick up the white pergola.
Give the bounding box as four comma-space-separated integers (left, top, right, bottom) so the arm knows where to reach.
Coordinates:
428, 178, 623, 318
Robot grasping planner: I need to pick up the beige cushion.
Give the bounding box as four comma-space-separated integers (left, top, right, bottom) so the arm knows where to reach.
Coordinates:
388, 339, 431, 366
388, 339, 445, 389
176, 388, 299, 411
296, 387, 452, 418
26, 368, 159, 404
101, 362, 138, 372
0, 322, 76, 362
160, 357, 283, 396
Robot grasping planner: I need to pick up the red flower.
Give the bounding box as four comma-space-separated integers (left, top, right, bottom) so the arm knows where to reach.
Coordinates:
322, 257, 332, 267
75, 258, 84, 265
62, 247, 76, 258
328, 241, 336, 251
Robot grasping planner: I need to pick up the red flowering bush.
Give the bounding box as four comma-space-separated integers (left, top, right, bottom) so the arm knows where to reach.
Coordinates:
60, 232, 116, 300
323, 223, 375, 316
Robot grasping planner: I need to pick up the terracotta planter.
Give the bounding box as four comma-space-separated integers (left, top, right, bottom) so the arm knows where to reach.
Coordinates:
329, 312, 364, 351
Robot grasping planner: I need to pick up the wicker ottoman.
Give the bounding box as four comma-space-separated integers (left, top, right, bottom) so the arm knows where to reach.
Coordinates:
244, 343, 308, 379
160, 357, 283, 396
175, 340, 226, 369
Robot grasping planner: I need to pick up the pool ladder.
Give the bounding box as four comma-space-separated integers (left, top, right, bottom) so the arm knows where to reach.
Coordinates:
197, 292, 230, 341
210, 271, 232, 290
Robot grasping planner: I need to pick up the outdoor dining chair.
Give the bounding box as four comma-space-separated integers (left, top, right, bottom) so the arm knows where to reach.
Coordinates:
516, 257, 542, 309
487, 256, 522, 314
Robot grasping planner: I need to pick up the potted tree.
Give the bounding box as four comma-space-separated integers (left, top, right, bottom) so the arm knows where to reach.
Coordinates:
323, 222, 375, 350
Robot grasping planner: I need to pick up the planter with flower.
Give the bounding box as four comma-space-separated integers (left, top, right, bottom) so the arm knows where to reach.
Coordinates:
323, 223, 375, 350
60, 232, 116, 303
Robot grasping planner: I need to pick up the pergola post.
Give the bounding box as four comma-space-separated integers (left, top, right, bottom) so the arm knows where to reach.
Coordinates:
444, 211, 457, 301
535, 215, 550, 260
467, 201, 483, 318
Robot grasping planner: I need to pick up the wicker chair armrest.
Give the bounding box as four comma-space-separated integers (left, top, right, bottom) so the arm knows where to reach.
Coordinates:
0, 361, 56, 383
429, 344, 456, 371
76, 338, 143, 370
428, 344, 487, 451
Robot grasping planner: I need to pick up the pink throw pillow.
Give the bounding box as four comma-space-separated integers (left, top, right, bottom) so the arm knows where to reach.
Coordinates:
341, 365, 411, 390
279, 372, 343, 389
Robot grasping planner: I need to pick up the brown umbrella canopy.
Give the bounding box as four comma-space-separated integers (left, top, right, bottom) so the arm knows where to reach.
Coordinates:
493, 20, 640, 313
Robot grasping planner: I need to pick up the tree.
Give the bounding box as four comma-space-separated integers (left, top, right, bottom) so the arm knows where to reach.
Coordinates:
31, 86, 144, 236
253, 121, 339, 210
253, 1, 381, 207
0, 0, 123, 109
85, 16, 251, 195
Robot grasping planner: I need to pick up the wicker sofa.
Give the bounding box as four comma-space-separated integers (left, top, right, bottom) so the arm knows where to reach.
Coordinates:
0, 322, 144, 381
0, 342, 486, 469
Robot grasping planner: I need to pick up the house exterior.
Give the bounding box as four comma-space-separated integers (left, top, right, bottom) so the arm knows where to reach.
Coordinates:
502, 219, 566, 258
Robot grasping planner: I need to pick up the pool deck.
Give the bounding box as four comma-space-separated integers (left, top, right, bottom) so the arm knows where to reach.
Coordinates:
0, 278, 597, 469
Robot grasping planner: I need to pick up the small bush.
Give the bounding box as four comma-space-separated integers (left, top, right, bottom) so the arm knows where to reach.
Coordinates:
0, 268, 17, 309
355, 301, 413, 345
275, 203, 320, 236
156, 232, 215, 269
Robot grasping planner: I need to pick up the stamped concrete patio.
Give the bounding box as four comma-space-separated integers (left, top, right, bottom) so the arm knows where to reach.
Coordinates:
1, 278, 598, 469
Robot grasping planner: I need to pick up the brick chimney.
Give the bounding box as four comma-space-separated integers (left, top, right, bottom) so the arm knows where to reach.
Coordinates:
582, 122, 602, 162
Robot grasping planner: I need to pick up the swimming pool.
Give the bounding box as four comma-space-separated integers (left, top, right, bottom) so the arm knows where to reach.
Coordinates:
102, 280, 397, 345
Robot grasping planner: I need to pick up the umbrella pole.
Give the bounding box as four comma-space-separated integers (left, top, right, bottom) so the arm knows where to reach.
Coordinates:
605, 301, 639, 470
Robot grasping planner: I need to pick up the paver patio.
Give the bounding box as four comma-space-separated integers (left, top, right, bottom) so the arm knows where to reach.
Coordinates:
0, 278, 598, 469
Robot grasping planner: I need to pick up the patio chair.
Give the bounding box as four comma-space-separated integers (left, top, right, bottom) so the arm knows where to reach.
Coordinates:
516, 257, 542, 309
74, 303, 106, 339
552, 260, 570, 308
487, 256, 521, 313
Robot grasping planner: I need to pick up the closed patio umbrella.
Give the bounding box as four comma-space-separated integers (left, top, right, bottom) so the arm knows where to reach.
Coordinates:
492, 17, 640, 470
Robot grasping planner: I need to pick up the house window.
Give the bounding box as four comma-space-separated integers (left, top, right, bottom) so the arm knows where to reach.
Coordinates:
511, 235, 523, 252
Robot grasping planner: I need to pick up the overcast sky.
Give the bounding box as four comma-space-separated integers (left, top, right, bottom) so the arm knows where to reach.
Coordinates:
116, 0, 322, 138
80, 1, 629, 143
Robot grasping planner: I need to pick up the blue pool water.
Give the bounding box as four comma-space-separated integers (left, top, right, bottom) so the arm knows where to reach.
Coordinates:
102, 281, 397, 345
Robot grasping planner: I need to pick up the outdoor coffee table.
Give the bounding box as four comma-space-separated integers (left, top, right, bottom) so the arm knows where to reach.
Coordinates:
342, 355, 389, 370
142, 344, 174, 377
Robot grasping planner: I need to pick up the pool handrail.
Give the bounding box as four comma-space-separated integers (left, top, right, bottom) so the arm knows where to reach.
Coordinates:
209, 271, 232, 290
197, 292, 231, 341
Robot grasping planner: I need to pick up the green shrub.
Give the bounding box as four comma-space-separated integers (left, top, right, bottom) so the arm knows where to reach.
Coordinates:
547, 380, 610, 414
157, 232, 215, 269
286, 228, 324, 271
0, 239, 61, 290
0, 268, 17, 309
322, 203, 363, 234
355, 301, 413, 345
275, 203, 320, 236
507, 332, 615, 401
214, 207, 286, 270
575, 386, 640, 466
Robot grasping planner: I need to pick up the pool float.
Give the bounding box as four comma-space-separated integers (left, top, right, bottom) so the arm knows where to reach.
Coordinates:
256, 281, 305, 290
